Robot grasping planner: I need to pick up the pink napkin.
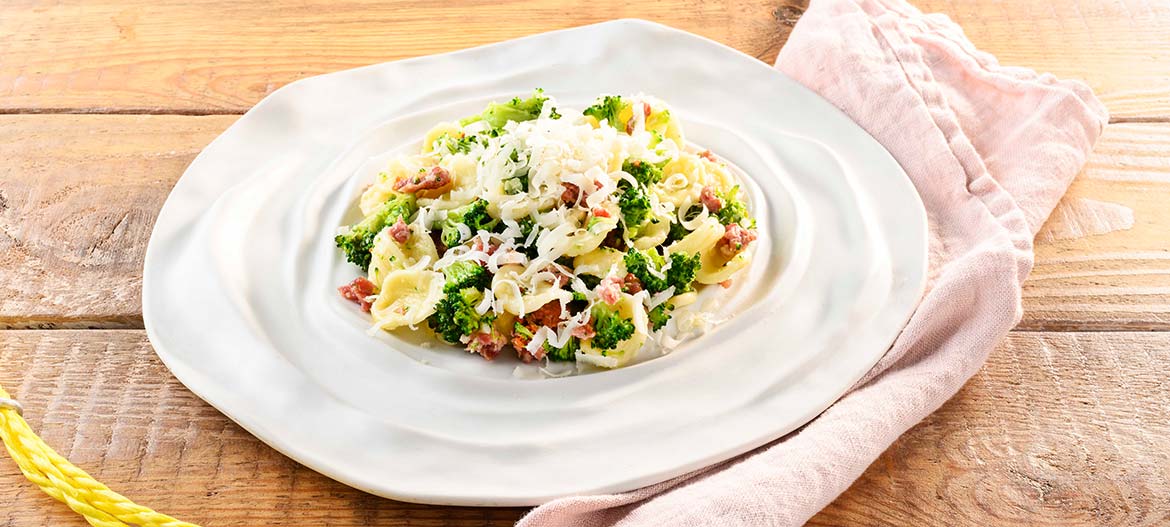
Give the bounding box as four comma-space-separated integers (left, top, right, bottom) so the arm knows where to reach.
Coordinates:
519, 1, 1108, 525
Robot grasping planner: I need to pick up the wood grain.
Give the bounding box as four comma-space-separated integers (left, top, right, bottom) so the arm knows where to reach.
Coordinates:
0, 0, 796, 114
2, 330, 1165, 526
0, 330, 527, 527
812, 332, 1170, 527
1, 0, 1168, 118
0, 114, 237, 328
3, 115, 1166, 330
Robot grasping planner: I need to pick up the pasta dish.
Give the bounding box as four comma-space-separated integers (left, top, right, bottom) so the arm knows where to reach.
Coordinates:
335, 91, 758, 370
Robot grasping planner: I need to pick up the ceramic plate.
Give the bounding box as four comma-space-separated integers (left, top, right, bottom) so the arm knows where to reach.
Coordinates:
143, 19, 927, 506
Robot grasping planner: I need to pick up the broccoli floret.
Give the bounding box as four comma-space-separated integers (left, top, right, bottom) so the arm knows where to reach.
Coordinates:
622, 160, 664, 187
590, 305, 635, 351
442, 260, 490, 293
666, 221, 689, 243
665, 252, 701, 294
544, 336, 579, 361
516, 217, 535, 241
502, 171, 529, 195
583, 95, 626, 127
460, 90, 549, 130
716, 186, 750, 226
429, 288, 490, 344
434, 132, 474, 155
439, 199, 499, 247
513, 321, 534, 341
334, 194, 418, 270
624, 249, 701, 294
623, 249, 669, 293
618, 182, 652, 233
648, 302, 674, 331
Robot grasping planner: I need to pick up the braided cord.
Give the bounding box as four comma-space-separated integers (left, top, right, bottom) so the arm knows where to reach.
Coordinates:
0, 383, 200, 527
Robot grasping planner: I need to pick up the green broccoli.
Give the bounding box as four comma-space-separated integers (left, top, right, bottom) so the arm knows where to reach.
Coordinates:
516, 217, 535, 240
583, 95, 626, 127
439, 199, 499, 247
433, 132, 474, 155
648, 302, 674, 331
513, 321, 534, 341
460, 90, 550, 130
334, 194, 418, 271
429, 288, 490, 344
665, 252, 701, 294
624, 249, 701, 294
618, 182, 652, 233
623, 249, 668, 293
666, 221, 689, 243
502, 171, 529, 195
716, 186, 750, 226
590, 305, 635, 351
442, 260, 490, 293
622, 159, 664, 186
544, 337, 579, 361
571, 291, 588, 302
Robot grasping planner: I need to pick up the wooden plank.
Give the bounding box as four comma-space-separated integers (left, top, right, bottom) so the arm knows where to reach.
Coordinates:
3, 115, 1167, 330
0, 0, 792, 114
1025, 123, 1170, 330
1, 1, 1168, 118
0, 330, 527, 527
2, 330, 1166, 526
0, 114, 237, 329
812, 331, 1170, 526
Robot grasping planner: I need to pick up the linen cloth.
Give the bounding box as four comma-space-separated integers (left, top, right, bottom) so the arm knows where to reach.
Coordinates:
519, 0, 1109, 525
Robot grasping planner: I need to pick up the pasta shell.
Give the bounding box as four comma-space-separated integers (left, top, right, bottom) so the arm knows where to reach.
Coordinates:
370, 269, 445, 330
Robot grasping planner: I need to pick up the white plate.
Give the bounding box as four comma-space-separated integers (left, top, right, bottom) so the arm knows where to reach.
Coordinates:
143, 19, 927, 506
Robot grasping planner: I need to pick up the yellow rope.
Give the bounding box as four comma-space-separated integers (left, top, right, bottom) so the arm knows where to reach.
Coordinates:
0, 383, 200, 527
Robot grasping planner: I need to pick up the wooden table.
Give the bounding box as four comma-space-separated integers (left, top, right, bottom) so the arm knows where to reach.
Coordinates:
2, 1, 1168, 525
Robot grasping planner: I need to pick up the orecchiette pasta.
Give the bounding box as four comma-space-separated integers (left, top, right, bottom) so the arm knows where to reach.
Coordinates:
334, 91, 759, 372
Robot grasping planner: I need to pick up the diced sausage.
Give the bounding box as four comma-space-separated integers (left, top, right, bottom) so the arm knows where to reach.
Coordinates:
719, 279, 733, 289
389, 217, 410, 244
394, 166, 453, 198
561, 183, 581, 205
467, 329, 506, 361
600, 228, 627, 251
717, 223, 757, 259
700, 185, 723, 213
698, 150, 718, 162
510, 319, 548, 363
540, 264, 572, 288
597, 276, 623, 305
337, 277, 377, 312
622, 273, 643, 294
470, 237, 500, 263
571, 321, 596, 340
591, 207, 611, 218
511, 319, 537, 353
527, 300, 564, 328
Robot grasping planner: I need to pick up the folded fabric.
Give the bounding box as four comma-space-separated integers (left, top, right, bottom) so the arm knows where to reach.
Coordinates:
518, 1, 1109, 525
